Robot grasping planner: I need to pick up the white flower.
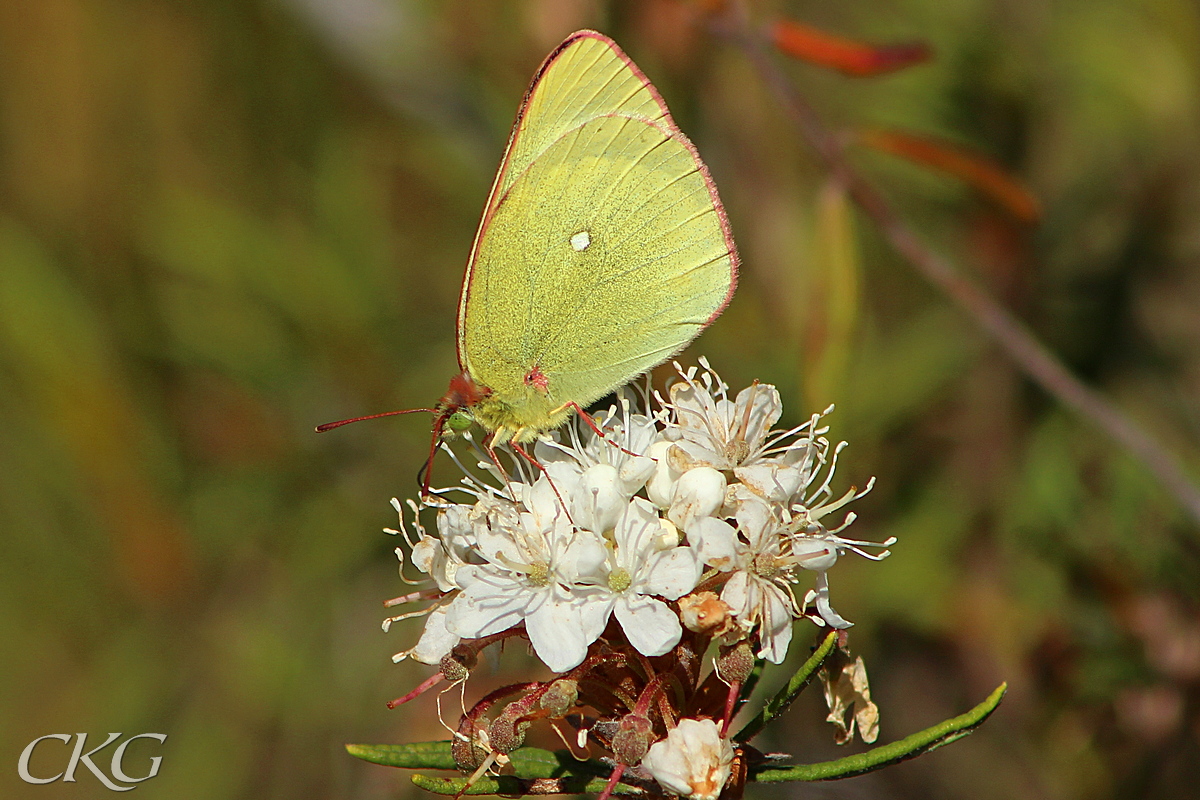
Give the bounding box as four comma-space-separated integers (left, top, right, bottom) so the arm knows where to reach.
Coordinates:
575, 498, 702, 657
785, 445, 893, 630
658, 359, 828, 504
664, 358, 781, 471
381, 358, 893, 678
410, 503, 476, 592
642, 718, 733, 800
689, 490, 800, 663
444, 483, 607, 672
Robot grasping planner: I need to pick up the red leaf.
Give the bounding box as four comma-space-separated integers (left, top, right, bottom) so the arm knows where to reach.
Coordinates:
860, 129, 1041, 223
771, 19, 931, 77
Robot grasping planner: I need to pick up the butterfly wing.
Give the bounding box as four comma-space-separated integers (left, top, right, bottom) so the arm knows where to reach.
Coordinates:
458, 32, 737, 432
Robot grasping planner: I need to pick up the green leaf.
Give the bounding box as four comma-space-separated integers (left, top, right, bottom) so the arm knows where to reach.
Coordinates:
346, 741, 458, 770
750, 682, 1007, 782
735, 629, 839, 742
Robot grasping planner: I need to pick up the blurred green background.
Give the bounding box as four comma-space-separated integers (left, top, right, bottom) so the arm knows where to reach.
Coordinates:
3, 0, 1200, 798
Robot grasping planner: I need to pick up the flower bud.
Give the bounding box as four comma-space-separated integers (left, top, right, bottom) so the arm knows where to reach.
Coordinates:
451, 726, 490, 772
538, 678, 579, 718
439, 652, 474, 683
576, 463, 625, 533
489, 706, 530, 754
646, 441, 683, 509
668, 467, 727, 532
716, 641, 756, 684
678, 591, 735, 635
611, 713, 654, 766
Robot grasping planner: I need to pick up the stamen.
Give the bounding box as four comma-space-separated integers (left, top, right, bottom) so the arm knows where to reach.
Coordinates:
387, 671, 445, 708
381, 605, 435, 631
383, 586, 441, 608
807, 440, 846, 504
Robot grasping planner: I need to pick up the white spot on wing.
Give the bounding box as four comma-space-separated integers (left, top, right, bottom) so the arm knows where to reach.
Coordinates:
570, 230, 591, 251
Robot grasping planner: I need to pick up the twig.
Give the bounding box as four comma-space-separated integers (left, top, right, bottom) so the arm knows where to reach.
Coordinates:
714, 8, 1200, 528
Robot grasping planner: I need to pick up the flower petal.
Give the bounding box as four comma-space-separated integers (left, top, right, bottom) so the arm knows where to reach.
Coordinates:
687, 517, 739, 571
756, 584, 794, 664
410, 603, 461, 665
792, 536, 839, 572
640, 547, 702, 601
646, 441, 683, 509
447, 568, 533, 638
564, 528, 610, 583
575, 463, 626, 533
577, 592, 616, 644
526, 593, 590, 672
813, 571, 853, 630
733, 382, 782, 451
613, 497, 662, 562
615, 595, 682, 657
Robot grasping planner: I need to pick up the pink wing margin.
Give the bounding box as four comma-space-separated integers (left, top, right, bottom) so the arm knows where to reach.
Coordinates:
454, 30, 740, 370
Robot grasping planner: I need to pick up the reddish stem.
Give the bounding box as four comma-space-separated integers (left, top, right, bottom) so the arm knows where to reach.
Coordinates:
596, 763, 627, 800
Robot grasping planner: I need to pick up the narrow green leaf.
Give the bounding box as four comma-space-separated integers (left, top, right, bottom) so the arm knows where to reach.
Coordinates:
750, 682, 1007, 782
735, 629, 839, 742
507, 748, 611, 780
410, 773, 512, 796
346, 741, 458, 770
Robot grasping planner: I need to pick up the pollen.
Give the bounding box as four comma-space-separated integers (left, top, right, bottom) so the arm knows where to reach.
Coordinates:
753, 552, 782, 578
570, 230, 591, 251
608, 567, 632, 593
526, 561, 551, 587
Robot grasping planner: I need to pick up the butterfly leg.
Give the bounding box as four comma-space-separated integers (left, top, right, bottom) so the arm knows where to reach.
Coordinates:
509, 441, 575, 524
557, 401, 642, 458
482, 433, 520, 500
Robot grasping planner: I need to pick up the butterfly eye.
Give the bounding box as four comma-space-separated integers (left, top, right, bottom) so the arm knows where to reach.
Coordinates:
447, 410, 474, 434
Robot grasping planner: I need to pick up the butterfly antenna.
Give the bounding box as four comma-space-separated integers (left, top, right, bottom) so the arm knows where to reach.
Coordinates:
315, 407, 434, 432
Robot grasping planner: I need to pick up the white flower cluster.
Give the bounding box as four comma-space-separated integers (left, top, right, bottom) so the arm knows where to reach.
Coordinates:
387, 360, 893, 674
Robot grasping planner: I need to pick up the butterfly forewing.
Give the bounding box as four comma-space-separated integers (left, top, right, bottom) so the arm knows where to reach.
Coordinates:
456, 30, 737, 434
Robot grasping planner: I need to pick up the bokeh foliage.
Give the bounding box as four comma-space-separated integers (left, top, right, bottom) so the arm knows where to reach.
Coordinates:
2, 1, 1199, 799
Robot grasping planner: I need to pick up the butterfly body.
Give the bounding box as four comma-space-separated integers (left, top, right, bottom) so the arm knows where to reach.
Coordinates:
435, 369, 569, 447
